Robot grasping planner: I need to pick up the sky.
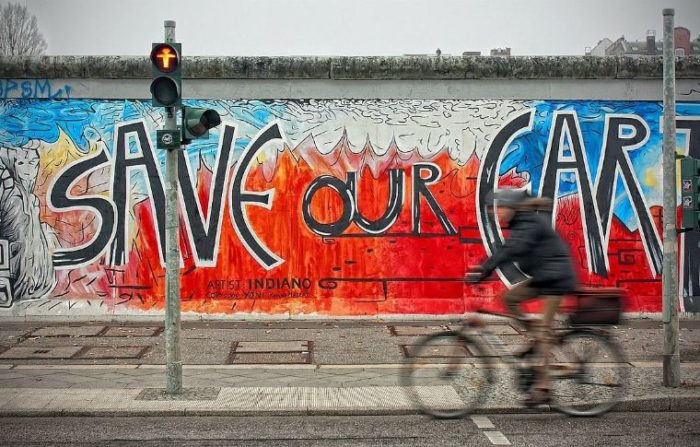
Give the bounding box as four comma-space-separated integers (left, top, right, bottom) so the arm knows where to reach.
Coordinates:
8, 0, 700, 56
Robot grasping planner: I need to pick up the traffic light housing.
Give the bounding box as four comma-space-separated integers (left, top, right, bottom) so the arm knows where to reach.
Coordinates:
680, 156, 700, 230
150, 42, 181, 107
181, 107, 221, 142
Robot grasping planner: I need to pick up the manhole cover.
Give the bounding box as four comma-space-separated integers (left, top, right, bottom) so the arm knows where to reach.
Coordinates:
75, 346, 150, 359
388, 325, 448, 336
136, 387, 220, 401
401, 344, 470, 358
227, 340, 313, 364
228, 351, 311, 364
0, 346, 83, 359
101, 327, 164, 337
30, 326, 108, 337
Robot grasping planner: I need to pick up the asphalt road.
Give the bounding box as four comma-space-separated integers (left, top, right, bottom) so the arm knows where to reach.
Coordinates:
0, 412, 697, 446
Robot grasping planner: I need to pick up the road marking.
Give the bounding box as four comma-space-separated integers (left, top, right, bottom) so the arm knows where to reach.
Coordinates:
470, 415, 510, 445
484, 430, 511, 445
470, 415, 495, 429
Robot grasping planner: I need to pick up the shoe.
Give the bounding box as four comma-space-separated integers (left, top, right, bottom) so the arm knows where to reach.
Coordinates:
523, 388, 551, 408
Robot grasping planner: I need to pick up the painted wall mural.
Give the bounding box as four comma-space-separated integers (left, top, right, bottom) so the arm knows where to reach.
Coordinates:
0, 99, 698, 315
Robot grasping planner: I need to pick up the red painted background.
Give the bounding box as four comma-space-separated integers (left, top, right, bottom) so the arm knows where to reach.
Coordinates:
46, 140, 661, 315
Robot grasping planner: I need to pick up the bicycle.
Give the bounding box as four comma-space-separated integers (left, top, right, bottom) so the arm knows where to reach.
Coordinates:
401, 287, 628, 418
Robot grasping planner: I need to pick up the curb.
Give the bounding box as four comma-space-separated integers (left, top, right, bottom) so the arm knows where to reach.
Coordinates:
2, 396, 698, 418
615, 395, 700, 412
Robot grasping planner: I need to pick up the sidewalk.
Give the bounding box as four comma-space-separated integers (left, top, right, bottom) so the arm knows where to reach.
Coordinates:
1, 319, 699, 416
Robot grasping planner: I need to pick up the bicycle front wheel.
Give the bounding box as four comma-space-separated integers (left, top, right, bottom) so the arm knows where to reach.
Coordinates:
549, 329, 627, 417
401, 331, 493, 418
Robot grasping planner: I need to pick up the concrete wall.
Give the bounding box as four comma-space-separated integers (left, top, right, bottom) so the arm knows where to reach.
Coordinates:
0, 56, 699, 320
1, 55, 700, 100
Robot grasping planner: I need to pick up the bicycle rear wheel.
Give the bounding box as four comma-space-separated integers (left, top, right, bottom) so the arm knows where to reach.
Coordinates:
401, 331, 493, 418
549, 329, 627, 416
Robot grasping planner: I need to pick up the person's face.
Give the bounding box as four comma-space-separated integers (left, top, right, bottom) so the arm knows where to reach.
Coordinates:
14, 150, 40, 183
496, 205, 516, 224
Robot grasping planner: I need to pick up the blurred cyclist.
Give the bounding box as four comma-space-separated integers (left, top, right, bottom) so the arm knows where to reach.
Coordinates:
468, 188, 577, 407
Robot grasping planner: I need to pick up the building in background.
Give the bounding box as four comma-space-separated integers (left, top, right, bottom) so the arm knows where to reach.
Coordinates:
590, 27, 700, 56
587, 38, 613, 56
490, 47, 511, 56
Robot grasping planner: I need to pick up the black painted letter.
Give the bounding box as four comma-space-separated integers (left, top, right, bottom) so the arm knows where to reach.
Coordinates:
50, 149, 116, 268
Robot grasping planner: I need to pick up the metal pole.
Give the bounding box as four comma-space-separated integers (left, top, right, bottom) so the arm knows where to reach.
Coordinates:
163, 20, 182, 395
662, 8, 680, 388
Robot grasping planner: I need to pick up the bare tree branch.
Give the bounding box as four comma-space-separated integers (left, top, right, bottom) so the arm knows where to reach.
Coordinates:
0, 3, 47, 55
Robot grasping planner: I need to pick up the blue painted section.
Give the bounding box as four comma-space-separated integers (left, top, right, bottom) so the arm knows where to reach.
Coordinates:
500, 101, 700, 230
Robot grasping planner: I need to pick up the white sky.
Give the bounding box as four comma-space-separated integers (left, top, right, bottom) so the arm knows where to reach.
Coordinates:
10, 0, 700, 56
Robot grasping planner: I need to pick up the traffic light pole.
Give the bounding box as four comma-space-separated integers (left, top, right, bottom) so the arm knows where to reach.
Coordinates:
163, 20, 182, 395
662, 8, 680, 388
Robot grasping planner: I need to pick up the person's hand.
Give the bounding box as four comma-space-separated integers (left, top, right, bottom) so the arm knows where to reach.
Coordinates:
466, 266, 486, 283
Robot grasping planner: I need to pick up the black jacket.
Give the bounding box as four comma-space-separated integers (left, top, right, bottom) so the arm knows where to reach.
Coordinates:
481, 211, 577, 295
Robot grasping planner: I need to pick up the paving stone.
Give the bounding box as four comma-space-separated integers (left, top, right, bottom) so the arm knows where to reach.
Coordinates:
110, 369, 156, 376
401, 344, 470, 358
136, 387, 220, 401
341, 376, 401, 386
0, 330, 32, 344
388, 325, 448, 336
30, 326, 107, 337
229, 352, 311, 364
235, 340, 309, 352
0, 346, 83, 359
448, 324, 519, 335
497, 334, 528, 343
192, 371, 238, 382
101, 327, 163, 337
0, 377, 75, 388
0, 372, 27, 380
75, 346, 150, 360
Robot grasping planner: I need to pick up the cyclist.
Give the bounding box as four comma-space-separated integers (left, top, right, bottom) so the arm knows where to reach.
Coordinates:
468, 188, 578, 407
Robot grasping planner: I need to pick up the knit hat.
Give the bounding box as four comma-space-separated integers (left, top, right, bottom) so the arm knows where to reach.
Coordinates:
490, 188, 530, 209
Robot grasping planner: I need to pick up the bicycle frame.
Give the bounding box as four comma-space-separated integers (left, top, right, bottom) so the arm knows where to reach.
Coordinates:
469, 325, 526, 367
454, 314, 617, 372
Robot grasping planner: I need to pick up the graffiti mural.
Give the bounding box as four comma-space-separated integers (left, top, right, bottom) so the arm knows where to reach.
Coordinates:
0, 143, 55, 306
0, 99, 698, 314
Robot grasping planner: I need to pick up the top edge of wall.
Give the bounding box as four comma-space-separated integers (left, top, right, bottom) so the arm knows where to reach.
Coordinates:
1, 55, 699, 80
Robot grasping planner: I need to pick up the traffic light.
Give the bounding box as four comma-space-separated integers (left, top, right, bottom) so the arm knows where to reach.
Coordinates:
680, 156, 700, 230
181, 107, 221, 142
150, 42, 181, 107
